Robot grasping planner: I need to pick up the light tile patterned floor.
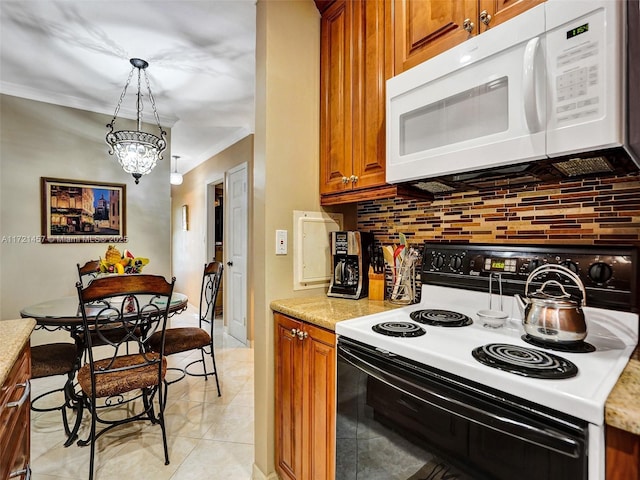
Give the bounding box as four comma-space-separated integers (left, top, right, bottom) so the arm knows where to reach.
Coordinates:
30, 307, 254, 480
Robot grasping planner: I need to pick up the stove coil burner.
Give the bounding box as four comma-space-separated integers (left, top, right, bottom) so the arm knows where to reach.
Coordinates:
372, 322, 426, 338
521, 335, 596, 353
472, 343, 578, 379
410, 309, 473, 327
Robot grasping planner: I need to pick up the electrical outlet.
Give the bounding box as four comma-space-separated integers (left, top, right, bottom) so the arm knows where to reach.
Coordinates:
276, 229, 288, 255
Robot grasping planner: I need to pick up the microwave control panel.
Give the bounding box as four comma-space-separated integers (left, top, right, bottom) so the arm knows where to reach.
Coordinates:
549, 8, 604, 126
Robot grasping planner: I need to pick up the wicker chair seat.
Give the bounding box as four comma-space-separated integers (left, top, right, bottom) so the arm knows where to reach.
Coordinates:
147, 327, 211, 355
31, 343, 78, 379
78, 353, 167, 398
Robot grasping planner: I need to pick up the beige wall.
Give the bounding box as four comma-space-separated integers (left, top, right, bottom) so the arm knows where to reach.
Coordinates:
253, 1, 323, 478
0, 94, 172, 345
170, 135, 253, 321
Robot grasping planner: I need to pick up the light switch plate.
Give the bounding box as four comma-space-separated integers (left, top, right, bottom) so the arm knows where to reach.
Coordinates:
276, 229, 287, 255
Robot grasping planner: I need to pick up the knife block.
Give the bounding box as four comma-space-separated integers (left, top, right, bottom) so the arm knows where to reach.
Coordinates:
368, 268, 385, 301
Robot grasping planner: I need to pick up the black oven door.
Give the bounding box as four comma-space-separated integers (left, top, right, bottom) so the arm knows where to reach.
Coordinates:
336, 337, 588, 480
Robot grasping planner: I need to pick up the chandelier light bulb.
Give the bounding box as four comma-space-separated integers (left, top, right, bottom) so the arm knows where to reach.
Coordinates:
170, 155, 184, 185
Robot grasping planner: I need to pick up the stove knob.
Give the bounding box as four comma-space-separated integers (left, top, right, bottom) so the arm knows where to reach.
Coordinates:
432, 253, 446, 269
560, 260, 579, 274
528, 259, 542, 272
588, 262, 613, 285
449, 255, 463, 271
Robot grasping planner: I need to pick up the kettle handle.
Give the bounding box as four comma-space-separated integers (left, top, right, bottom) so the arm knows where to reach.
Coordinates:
525, 264, 587, 307
535, 279, 571, 299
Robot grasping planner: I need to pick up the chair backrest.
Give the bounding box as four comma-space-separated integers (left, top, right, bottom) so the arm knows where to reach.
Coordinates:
199, 261, 223, 330
77, 260, 101, 286
76, 274, 176, 376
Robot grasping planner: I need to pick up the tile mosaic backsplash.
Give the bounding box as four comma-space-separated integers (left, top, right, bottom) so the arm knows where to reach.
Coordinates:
357, 175, 640, 247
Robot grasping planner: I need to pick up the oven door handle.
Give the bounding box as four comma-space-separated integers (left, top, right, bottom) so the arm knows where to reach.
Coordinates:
338, 344, 582, 459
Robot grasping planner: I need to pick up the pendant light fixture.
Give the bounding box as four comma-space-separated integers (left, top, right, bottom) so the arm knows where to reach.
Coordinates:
170, 155, 184, 185
106, 58, 167, 184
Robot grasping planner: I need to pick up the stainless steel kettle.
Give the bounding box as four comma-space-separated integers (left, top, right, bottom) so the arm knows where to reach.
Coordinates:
515, 264, 588, 344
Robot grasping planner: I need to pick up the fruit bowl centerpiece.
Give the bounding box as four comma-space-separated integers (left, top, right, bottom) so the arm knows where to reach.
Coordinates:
100, 245, 149, 275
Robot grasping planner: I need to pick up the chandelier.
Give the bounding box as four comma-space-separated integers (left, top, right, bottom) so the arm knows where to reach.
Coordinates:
170, 155, 184, 185
106, 58, 167, 184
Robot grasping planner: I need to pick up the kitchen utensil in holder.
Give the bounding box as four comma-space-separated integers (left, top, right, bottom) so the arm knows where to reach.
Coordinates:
387, 263, 416, 305
477, 272, 508, 328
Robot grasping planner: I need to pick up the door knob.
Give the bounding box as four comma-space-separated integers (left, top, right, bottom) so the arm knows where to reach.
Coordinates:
226, 261, 233, 266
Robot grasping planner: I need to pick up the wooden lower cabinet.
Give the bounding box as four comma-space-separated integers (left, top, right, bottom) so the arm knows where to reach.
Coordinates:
0, 343, 31, 480
606, 425, 640, 480
275, 312, 336, 480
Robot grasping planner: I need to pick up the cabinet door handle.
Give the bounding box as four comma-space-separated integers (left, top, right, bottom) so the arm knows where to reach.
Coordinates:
296, 330, 309, 341
9, 466, 31, 479
463, 18, 474, 34
350, 175, 358, 184
7, 380, 30, 409
341, 176, 349, 184
290, 328, 299, 337
480, 10, 492, 26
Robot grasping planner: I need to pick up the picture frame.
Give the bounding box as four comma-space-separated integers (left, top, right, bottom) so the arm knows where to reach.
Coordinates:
182, 205, 189, 231
40, 177, 126, 244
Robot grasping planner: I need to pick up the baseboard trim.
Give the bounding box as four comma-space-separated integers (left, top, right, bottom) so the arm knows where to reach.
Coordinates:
252, 464, 279, 480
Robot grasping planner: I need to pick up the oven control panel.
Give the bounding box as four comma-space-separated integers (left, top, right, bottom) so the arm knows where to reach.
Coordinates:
421, 243, 638, 311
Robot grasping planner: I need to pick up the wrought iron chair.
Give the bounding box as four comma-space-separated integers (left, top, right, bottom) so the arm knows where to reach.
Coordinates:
28, 260, 100, 446
78, 258, 141, 351
30, 341, 83, 447
147, 261, 222, 396
77, 259, 101, 286
75, 274, 175, 480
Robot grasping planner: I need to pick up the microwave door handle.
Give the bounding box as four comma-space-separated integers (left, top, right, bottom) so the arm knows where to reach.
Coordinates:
523, 36, 542, 132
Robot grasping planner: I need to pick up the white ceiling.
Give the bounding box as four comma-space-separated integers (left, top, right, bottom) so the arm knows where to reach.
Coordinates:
0, 0, 256, 176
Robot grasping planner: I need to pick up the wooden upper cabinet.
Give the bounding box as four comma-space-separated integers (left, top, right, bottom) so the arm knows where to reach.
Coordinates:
319, 0, 389, 200
352, 0, 390, 192
393, 0, 544, 74
394, 0, 478, 73
320, 0, 353, 195
477, 0, 546, 33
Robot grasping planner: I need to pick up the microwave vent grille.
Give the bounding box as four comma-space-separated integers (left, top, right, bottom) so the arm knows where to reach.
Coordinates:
414, 181, 456, 193
552, 157, 614, 177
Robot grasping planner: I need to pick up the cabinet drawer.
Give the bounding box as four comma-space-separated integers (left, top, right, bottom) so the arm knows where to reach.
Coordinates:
1, 401, 30, 479
0, 343, 31, 480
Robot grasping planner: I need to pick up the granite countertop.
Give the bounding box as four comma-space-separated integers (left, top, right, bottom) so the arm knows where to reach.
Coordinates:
0, 318, 36, 386
270, 296, 401, 331
605, 348, 640, 435
271, 296, 640, 436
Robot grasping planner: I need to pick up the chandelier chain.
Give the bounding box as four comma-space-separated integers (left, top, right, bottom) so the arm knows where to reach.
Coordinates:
108, 66, 135, 127
143, 70, 165, 134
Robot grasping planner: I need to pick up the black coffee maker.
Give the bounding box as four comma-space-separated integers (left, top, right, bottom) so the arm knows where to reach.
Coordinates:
327, 231, 373, 299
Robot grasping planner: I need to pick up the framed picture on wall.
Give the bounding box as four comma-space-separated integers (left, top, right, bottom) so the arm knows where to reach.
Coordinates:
40, 177, 126, 244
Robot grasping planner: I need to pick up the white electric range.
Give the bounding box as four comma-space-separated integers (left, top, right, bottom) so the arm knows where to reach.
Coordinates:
335, 243, 638, 480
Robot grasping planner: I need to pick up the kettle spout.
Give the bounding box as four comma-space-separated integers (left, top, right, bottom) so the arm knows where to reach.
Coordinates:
514, 294, 529, 315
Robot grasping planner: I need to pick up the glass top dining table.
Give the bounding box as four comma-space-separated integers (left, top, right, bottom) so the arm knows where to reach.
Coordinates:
20, 292, 189, 327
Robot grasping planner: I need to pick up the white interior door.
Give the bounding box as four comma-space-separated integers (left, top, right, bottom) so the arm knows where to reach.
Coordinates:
226, 163, 248, 345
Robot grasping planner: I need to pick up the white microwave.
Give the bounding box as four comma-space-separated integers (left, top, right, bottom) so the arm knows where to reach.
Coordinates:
386, 0, 639, 188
